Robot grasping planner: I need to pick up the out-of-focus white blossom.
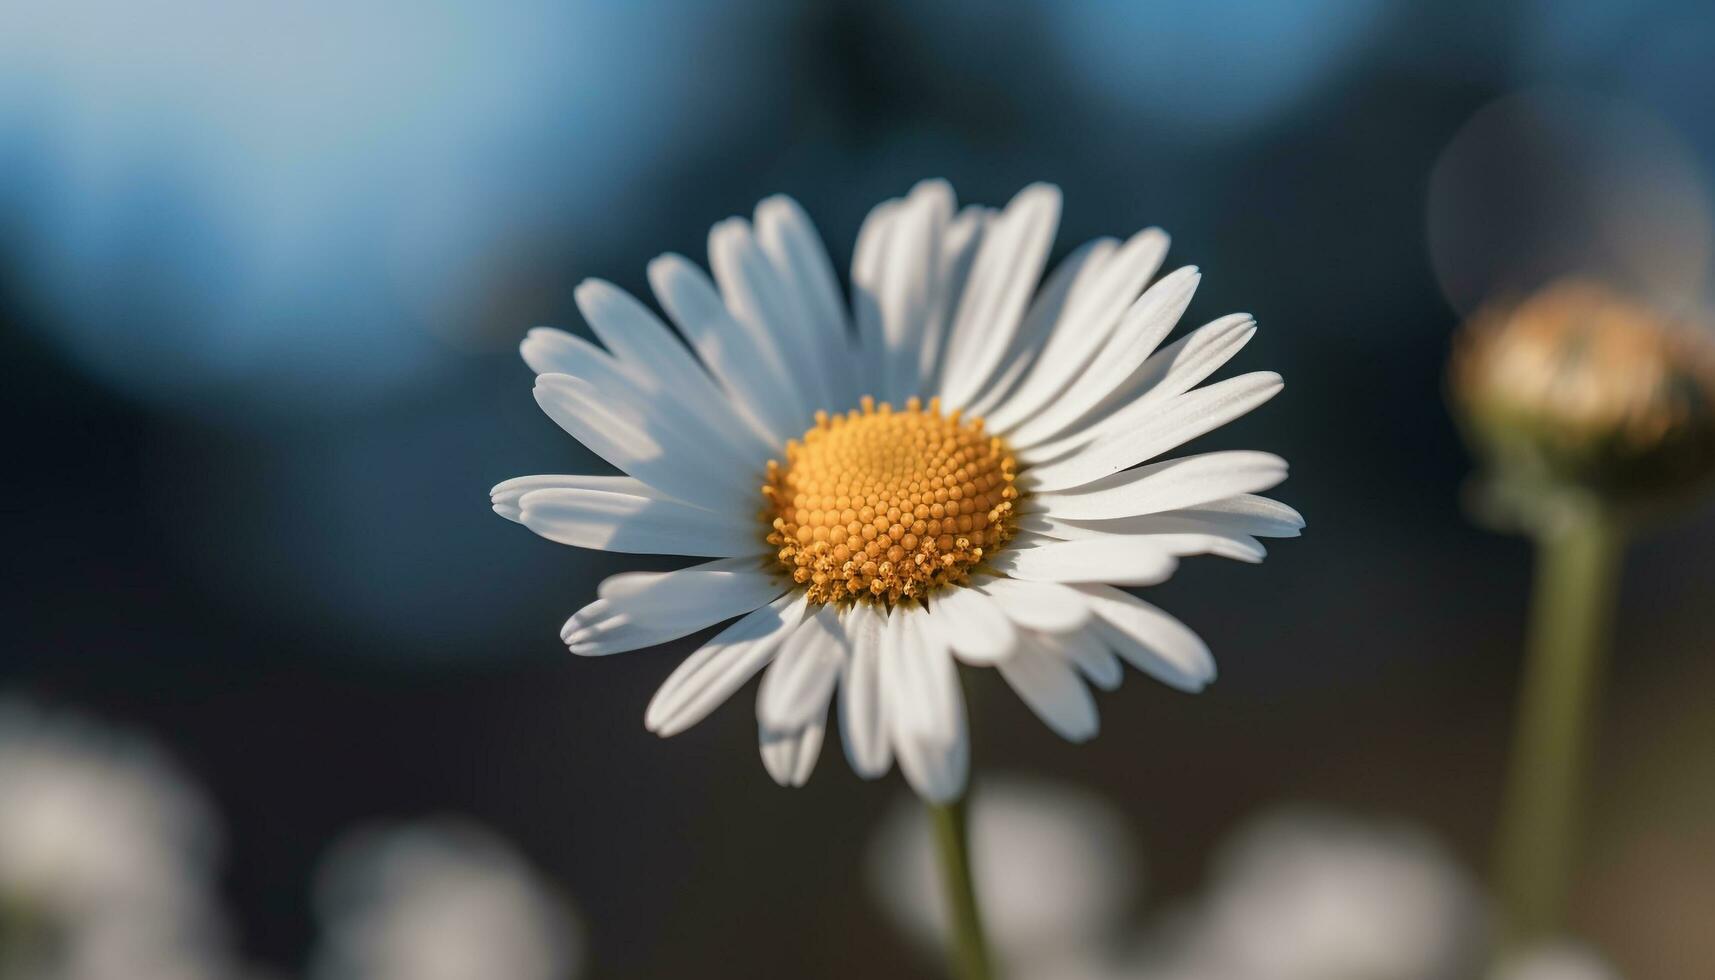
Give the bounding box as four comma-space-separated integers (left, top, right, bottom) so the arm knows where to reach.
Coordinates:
1179, 807, 1486, 980
867, 776, 1142, 970
1493, 941, 1622, 980
0, 698, 234, 980
309, 819, 583, 980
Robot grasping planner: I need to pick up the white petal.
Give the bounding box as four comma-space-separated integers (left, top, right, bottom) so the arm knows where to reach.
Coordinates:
757, 604, 847, 730
644, 593, 807, 737
883, 606, 961, 746
939, 184, 1063, 408
994, 233, 1179, 432
851, 197, 901, 399
532, 373, 754, 511
1167, 494, 1306, 537
1042, 628, 1124, 691
963, 237, 1113, 418
1142, 532, 1267, 562
710, 216, 828, 413
1021, 372, 1284, 490
1013, 516, 1268, 563
1034, 451, 1288, 520
1025, 313, 1258, 459
647, 252, 808, 444
759, 708, 827, 788
923, 585, 1020, 664
974, 576, 1091, 633
1121, 310, 1260, 407
526, 334, 758, 500
890, 708, 970, 804
838, 603, 892, 778
515, 487, 758, 557
1075, 584, 1215, 692
491, 474, 666, 523
755, 194, 857, 411
990, 538, 1179, 586
1004, 266, 1200, 446
916, 204, 988, 402
562, 557, 786, 656
871, 180, 953, 403
997, 640, 1100, 742
573, 280, 776, 459
884, 609, 970, 803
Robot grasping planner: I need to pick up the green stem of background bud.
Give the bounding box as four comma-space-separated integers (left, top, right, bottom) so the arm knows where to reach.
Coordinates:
928, 796, 994, 980
1492, 503, 1624, 953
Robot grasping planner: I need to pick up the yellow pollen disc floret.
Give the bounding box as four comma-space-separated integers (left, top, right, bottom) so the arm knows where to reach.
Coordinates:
763, 396, 1019, 606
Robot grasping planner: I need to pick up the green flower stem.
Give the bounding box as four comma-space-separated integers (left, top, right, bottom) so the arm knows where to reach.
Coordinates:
1492, 505, 1624, 952
928, 795, 995, 980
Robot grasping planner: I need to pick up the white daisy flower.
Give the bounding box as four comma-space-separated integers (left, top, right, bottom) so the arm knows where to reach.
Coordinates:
867, 777, 1141, 970
492, 180, 1300, 802
310, 819, 583, 980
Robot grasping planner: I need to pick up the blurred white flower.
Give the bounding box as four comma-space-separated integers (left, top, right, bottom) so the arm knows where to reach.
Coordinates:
867, 776, 1141, 970
310, 819, 582, 980
1182, 807, 1485, 980
0, 698, 233, 980
1493, 941, 1622, 980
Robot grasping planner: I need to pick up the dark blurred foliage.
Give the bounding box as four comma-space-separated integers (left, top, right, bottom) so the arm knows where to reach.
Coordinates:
4, 0, 1713, 977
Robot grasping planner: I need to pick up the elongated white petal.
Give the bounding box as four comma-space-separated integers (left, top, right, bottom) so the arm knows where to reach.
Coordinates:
974, 576, 1091, 633
757, 605, 847, 730
884, 608, 969, 803
532, 373, 754, 511
884, 606, 961, 746
1007, 267, 1200, 446
492, 474, 668, 522
759, 709, 827, 788
515, 488, 758, 557
1166, 494, 1306, 537
1042, 628, 1124, 691
1022, 372, 1284, 490
755, 194, 856, 411
1021, 500, 1297, 538
838, 603, 892, 778
851, 197, 901, 398
986, 228, 1170, 432
1120, 311, 1260, 407
876, 180, 953, 403
990, 539, 1179, 586
527, 339, 756, 502
573, 280, 776, 459
939, 184, 1062, 407
916, 205, 988, 401
710, 216, 828, 413
1012, 515, 1268, 563
997, 641, 1099, 742
645, 593, 807, 737
1035, 451, 1288, 520
562, 558, 786, 656
647, 253, 808, 444
1025, 314, 1258, 458
964, 237, 1114, 418
923, 586, 1019, 664
1076, 584, 1214, 692
1144, 532, 1267, 562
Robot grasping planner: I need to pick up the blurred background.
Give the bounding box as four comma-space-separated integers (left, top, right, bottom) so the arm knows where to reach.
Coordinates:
3, 1, 1713, 977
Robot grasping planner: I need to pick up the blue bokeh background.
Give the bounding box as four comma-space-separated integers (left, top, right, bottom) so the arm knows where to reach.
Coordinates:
5, 1, 1714, 976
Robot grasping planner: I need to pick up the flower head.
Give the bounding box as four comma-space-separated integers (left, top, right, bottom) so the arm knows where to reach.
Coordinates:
311, 819, 582, 980
493, 180, 1299, 801
1452, 279, 1715, 516
0, 699, 234, 980
866, 777, 1140, 969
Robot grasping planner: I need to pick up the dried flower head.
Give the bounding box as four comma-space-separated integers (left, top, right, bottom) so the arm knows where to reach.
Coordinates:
1451, 279, 1715, 514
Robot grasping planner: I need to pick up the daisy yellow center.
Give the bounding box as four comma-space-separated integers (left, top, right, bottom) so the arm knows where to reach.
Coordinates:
764, 395, 1019, 605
